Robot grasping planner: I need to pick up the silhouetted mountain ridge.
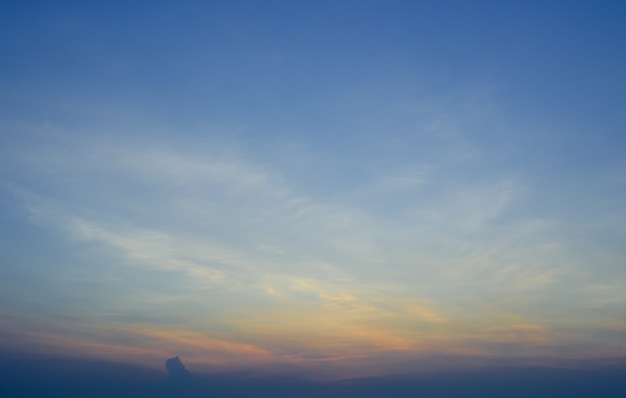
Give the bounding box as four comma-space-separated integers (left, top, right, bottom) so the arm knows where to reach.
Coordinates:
1, 352, 625, 397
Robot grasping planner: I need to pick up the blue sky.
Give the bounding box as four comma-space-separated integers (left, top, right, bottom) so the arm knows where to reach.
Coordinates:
1, 0, 626, 379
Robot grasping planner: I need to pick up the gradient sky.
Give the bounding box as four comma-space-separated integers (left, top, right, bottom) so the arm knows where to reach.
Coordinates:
1, 0, 626, 380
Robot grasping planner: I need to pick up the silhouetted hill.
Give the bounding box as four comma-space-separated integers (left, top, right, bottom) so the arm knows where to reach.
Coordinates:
1, 351, 625, 397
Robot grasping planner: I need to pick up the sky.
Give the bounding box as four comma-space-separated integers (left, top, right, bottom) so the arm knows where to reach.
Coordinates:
1, 0, 626, 383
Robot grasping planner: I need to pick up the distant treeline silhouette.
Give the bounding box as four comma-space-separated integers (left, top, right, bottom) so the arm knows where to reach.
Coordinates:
1, 352, 625, 397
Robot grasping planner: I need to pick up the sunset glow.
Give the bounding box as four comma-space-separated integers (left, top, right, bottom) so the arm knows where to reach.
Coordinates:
1, 1, 626, 386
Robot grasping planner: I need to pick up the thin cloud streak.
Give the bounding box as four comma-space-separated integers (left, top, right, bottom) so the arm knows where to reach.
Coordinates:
2, 91, 626, 377
3, 135, 623, 359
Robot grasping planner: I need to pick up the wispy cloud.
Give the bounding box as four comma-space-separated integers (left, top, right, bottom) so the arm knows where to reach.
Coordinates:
1, 124, 625, 377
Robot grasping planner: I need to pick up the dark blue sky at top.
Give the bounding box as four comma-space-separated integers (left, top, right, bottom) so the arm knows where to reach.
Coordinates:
1, 1, 623, 199
2, 0, 625, 204
3, 0, 624, 219
3, 1, 625, 124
